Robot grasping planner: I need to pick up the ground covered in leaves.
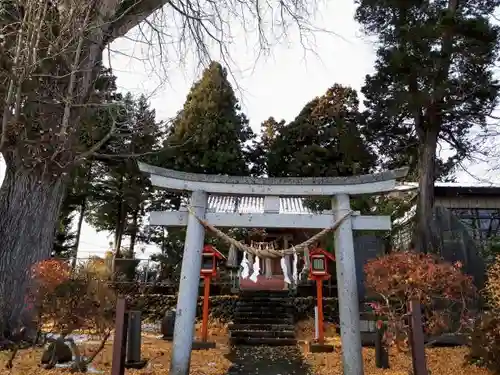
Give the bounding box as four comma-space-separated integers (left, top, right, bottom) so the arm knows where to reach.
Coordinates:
0, 319, 494, 375
304, 346, 490, 375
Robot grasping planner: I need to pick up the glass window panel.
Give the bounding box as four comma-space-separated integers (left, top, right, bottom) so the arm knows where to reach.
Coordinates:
452, 209, 474, 218
312, 258, 325, 271
201, 254, 213, 270
477, 209, 500, 219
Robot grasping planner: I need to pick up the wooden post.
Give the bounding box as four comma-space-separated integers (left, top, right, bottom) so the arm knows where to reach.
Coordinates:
408, 299, 428, 375
316, 278, 324, 344
111, 298, 128, 375
201, 276, 211, 342
375, 323, 389, 369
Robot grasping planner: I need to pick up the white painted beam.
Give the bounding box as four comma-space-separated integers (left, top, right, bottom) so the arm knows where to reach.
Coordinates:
148, 211, 391, 231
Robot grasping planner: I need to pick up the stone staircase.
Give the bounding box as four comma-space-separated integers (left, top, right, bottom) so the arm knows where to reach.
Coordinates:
229, 290, 296, 346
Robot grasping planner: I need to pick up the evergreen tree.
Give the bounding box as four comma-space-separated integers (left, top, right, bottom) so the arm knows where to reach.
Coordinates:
86, 94, 163, 256
249, 117, 285, 176
356, 0, 500, 252
161, 61, 254, 176
51, 67, 120, 260
150, 62, 255, 277
267, 84, 376, 178
52, 204, 76, 258
257, 84, 376, 214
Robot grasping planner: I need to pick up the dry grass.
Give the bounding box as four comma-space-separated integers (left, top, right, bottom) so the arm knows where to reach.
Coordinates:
303, 346, 492, 375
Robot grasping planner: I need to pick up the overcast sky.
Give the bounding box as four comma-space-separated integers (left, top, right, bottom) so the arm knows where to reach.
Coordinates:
0, 0, 498, 259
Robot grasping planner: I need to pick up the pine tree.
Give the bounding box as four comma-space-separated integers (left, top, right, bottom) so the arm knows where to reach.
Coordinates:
356, 0, 500, 253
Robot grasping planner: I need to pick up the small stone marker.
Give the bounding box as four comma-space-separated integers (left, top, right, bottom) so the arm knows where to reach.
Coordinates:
161, 309, 176, 340
125, 311, 147, 369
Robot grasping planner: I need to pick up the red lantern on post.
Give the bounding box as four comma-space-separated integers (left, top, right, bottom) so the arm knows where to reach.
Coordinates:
199, 245, 225, 343
309, 248, 335, 345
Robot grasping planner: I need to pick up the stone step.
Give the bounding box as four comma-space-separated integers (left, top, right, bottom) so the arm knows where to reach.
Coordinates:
228, 323, 295, 332
234, 311, 293, 319
239, 290, 290, 297
233, 317, 294, 325
230, 330, 295, 339
229, 337, 297, 346
236, 303, 295, 313
236, 297, 293, 304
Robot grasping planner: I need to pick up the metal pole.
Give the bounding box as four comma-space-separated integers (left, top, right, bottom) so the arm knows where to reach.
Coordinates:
316, 279, 324, 343
169, 190, 208, 375
314, 306, 319, 340
201, 276, 211, 342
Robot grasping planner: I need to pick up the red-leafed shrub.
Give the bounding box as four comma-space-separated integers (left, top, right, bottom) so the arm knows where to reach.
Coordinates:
364, 251, 476, 349
31, 259, 71, 292
12, 259, 117, 372
465, 255, 500, 373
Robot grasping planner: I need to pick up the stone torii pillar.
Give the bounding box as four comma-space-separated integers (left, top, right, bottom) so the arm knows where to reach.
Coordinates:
169, 190, 208, 375
334, 194, 363, 375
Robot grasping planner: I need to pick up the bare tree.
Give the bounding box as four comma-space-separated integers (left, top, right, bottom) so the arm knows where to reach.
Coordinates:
0, 0, 322, 335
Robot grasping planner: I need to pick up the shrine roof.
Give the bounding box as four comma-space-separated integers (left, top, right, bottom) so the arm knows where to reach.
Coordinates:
206, 196, 313, 214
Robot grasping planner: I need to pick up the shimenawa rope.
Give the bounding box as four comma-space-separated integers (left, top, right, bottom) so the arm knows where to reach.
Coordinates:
186, 206, 353, 258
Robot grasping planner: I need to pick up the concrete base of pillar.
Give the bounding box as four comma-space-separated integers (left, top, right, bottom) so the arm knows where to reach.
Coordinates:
192, 341, 216, 350
308, 342, 335, 353
124, 360, 148, 369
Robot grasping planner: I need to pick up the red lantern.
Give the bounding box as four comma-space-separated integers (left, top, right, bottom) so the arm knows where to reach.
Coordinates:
309, 247, 335, 279
200, 245, 225, 277
199, 245, 225, 344
308, 247, 335, 345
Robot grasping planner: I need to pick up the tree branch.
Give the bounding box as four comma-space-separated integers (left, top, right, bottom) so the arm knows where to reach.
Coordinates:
107, 0, 170, 44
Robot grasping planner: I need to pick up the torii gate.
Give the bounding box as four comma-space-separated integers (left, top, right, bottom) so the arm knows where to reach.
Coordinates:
139, 163, 408, 375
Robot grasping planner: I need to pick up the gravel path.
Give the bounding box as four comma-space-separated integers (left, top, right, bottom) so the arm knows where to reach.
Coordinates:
225, 346, 313, 375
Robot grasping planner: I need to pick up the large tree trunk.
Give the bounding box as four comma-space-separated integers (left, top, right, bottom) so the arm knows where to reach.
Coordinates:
114, 202, 126, 257
71, 199, 87, 270
71, 166, 92, 269
0, 157, 67, 334
128, 209, 139, 254
414, 129, 439, 254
